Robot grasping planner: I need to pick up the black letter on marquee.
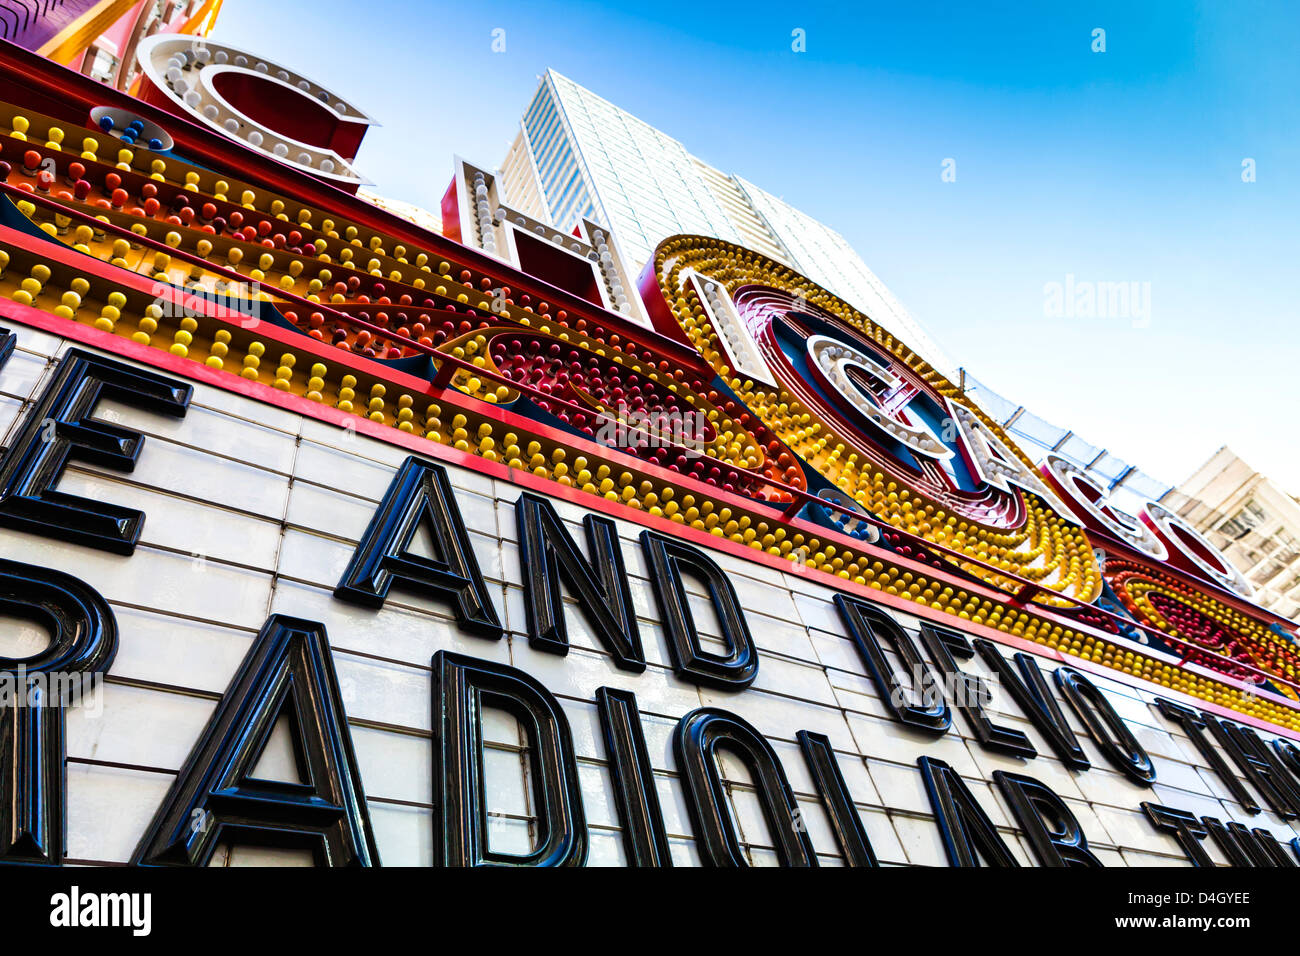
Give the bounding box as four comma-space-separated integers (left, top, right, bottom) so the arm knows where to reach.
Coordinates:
1206, 718, 1300, 819
640, 531, 758, 689
994, 770, 1102, 867
517, 493, 643, 670
335, 456, 502, 638
1225, 822, 1278, 866
1205, 819, 1296, 867
1155, 698, 1257, 812
838, 597, 949, 733
596, 687, 671, 867
918, 755, 1018, 867
432, 651, 587, 866
1250, 828, 1297, 866
798, 730, 877, 866
973, 638, 1088, 768
1237, 825, 1295, 867
0, 348, 190, 554
674, 707, 817, 866
1054, 667, 1154, 785
1270, 737, 1300, 787
0, 560, 116, 865
1200, 816, 1253, 866
132, 615, 379, 866
917, 622, 1026, 753
1140, 802, 1213, 866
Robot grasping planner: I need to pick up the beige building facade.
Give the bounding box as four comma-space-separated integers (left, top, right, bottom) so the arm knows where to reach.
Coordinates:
1167, 447, 1300, 620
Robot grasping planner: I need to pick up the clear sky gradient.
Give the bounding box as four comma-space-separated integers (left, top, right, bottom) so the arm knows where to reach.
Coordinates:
208, 0, 1300, 494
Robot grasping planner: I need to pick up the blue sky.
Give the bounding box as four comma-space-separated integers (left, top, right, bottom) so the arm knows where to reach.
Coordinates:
209, 0, 1300, 495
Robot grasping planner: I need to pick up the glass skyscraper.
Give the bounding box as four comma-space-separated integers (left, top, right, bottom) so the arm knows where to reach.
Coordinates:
498, 70, 957, 380
496, 70, 1180, 509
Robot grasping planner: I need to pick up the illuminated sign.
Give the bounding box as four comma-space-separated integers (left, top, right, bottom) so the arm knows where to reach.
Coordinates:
0, 38, 1297, 867
134, 35, 375, 188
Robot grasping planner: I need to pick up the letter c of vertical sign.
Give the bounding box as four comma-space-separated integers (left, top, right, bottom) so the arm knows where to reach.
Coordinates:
639, 531, 758, 689
135, 34, 376, 187
132, 615, 379, 866
431, 651, 587, 867
335, 456, 502, 638
0, 349, 190, 554
674, 707, 817, 867
0, 560, 117, 865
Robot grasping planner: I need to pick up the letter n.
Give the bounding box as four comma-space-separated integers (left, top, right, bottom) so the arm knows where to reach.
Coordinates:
516, 492, 643, 670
